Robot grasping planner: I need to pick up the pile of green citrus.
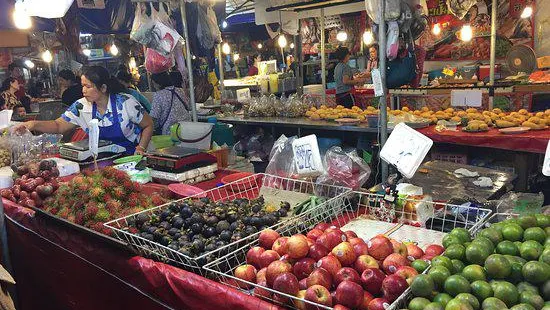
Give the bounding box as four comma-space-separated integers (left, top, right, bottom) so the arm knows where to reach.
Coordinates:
406, 214, 550, 310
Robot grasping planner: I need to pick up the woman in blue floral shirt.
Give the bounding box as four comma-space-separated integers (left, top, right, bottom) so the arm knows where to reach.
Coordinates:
16, 66, 154, 155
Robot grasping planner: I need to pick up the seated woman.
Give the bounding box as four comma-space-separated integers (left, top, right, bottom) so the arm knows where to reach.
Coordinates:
116, 70, 151, 113
1, 77, 21, 110
16, 66, 153, 155
149, 71, 191, 136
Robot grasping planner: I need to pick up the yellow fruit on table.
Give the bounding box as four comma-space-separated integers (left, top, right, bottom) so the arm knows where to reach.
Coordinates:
522, 121, 541, 129
493, 108, 503, 114
536, 112, 544, 118
451, 116, 462, 123
495, 120, 516, 128
445, 108, 455, 113
457, 111, 467, 117
402, 106, 410, 112
479, 123, 488, 130
466, 108, 478, 113
413, 110, 422, 116
421, 107, 429, 112
468, 123, 480, 130
519, 109, 528, 115
310, 107, 317, 112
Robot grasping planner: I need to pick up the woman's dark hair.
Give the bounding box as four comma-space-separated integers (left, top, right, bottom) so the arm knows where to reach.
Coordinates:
116, 70, 133, 83
151, 71, 173, 89
82, 65, 125, 94
170, 71, 183, 88
1, 77, 16, 92
334, 46, 350, 61
58, 69, 78, 82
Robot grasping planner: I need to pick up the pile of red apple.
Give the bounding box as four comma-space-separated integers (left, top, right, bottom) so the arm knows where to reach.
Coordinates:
231, 223, 444, 310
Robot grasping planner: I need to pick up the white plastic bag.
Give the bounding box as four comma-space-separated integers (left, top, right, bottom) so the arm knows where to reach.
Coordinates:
387, 21, 400, 61
446, 0, 477, 20
365, 0, 402, 24
196, 3, 222, 50
130, 3, 181, 56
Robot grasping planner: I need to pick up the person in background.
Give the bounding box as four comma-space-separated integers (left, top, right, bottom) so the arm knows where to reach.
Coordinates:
333, 46, 369, 108
7, 63, 26, 100
11, 104, 27, 121
149, 71, 191, 135
366, 44, 379, 74
0, 78, 21, 110
170, 71, 183, 88
116, 70, 151, 113
16, 66, 153, 155
58, 70, 83, 106
248, 54, 262, 76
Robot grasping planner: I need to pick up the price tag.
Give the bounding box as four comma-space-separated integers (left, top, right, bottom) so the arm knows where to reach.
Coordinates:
291, 135, 323, 177
380, 123, 433, 179
236, 88, 251, 102
451, 90, 482, 107
543, 140, 550, 177
371, 69, 384, 97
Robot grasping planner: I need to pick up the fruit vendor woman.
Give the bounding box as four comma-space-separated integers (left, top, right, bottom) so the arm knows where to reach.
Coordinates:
16, 66, 153, 155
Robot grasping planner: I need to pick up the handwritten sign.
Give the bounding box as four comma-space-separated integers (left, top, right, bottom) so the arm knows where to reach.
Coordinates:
292, 135, 323, 177
451, 90, 482, 107
236, 88, 251, 102
543, 140, 550, 177
380, 123, 433, 179
371, 69, 384, 97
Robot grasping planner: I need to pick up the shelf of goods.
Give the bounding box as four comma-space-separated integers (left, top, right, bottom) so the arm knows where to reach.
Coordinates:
396, 212, 550, 310
105, 173, 349, 275
204, 190, 492, 310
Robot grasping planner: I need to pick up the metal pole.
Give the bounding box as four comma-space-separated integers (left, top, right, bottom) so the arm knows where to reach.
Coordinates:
378, 0, 388, 181
297, 21, 303, 96
179, 0, 197, 122
218, 43, 225, 100
320, 8, 326, 105
488, 0, 497, 109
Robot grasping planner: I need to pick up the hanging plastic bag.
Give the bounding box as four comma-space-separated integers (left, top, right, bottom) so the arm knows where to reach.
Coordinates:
145, 48, 173, 74
130, 3, 181, 56
196, 3, 222, 50
446, 0, 477, 20
316, 146, 371, 190
365, 0, 402, 24
387, 21, 400, 61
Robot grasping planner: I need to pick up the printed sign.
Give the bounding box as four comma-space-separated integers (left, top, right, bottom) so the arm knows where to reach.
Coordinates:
291, 135, 323, 177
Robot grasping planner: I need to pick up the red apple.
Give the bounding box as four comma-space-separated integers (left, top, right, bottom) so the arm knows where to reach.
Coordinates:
394, 266, 418, 285
390, 239, 408, 257
368, 298, 391, 310
307, 229, 323, 241
381, 274, 408, 302
299, 278, 308, 290
272, 237, 289, 256
331, 242, 356, 266
234, 264, 257, 289
353, 242, 369, 257
382, 253, 410, 274
314, 223, 330, 231
287, 235, 309, 259
254, 281, 271, 299
256, 267, 267, 283
420, 254, 436, 262
259, 229, 280, 249
324, 226, 341, 233
272, 294, 291, 306
317, 230, 346, 250
361, 268, 386, 295
295, 290, 307, 310
334, 267, 361, 286
359, 291, 374, 310
367, 235, 394, 261
306, 237, 315, 248
305, 285, 332, 310
308, 244, 330, 261
405, 243, 424, 261
344, 230, 358, 239
335, 280, 364, 309
425, 244, 444, 256
349, 237, 366, 247
333, 305, 351, 310
306, 268, 332, 289
280, 254, 297, 265
273, 272, 300, 296
266, 260, 292, 287
293, 258, 316, 280
317, 255, 342, 278
354, 254, 379, 274
246, 246, 265, 268
259, 250, 280, 268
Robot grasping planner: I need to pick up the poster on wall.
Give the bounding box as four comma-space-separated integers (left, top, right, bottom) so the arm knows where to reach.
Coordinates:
420, 0, 534, 61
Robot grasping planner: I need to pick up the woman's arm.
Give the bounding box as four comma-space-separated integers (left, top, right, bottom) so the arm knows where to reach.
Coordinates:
19, 117, 76, 134
342, 74, 366, 86
136, 113, 154, 154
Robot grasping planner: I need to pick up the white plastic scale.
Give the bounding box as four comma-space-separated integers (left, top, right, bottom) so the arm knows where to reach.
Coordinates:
59, 139, 126, 162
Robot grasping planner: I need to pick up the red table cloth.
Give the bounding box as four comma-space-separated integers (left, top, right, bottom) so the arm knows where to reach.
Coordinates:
417, 126, 550, 154
2, 170, 283, 310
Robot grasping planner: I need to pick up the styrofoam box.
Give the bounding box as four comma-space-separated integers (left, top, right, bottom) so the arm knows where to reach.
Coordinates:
0, 166, 13, 189
49, 158, 80, 177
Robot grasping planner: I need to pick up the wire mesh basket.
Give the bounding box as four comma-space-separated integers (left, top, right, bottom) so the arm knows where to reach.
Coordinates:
104, 173, 350, 275
204, 191, 492, 309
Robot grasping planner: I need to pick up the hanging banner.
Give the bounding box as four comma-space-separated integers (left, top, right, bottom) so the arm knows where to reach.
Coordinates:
420, 0, 534, 61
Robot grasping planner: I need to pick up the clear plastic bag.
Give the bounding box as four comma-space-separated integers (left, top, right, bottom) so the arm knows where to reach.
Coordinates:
145, 48, 173, 74
266, 135, 298, 178
446, 0, 477, 20
365, 0, 402, 24
495, 191, 545, 215
316, 146, 371, 189
196, 3, 222, 50
130, 3, 181, 56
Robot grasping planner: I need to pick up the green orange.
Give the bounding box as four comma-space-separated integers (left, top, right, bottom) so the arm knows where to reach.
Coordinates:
484, 254, 512, 279
493, 281, 519, 307
462, 264, 486, 282
470, 280, 493, 301
444, 275, 471, 297
502, 223, 524, 242
496, 240, 519, 256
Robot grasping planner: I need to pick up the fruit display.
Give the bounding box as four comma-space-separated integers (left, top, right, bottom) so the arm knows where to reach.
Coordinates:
42, 167, 166, 236
0, 147, 11, 168
0, 159, 60, 208
227, 224, 442, 309
404, 214, 550, 310
306, 105, 378, 121
124, 196, 291, 264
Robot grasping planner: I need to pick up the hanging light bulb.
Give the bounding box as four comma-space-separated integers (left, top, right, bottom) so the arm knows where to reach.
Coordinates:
110, 43, 119, 56
460, 24, 473, 42
257, 43, 263, 49
233, 53, 240, 61
42, 50, 53, 63
222, 20, 228, 29
521, 6, 533, 19
82, 49, 91, 57
336, 30, 348, 42
222, 42, 230, 54
362, 30, 374, 45
432, 23, 442, 36
13, 0, 32, 30
192, 55, 196, 60
290, 42, 295, 49
278, 34, 287, 48
128, 57, 137, 69
24, 59, 35, 69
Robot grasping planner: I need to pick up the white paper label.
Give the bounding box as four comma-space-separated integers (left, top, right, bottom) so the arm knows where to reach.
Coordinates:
371, 69, 384, 97
292, 135, 323, 177
236, 88, 251, 102
451, 90, 482, 107
543, 140, 550, 177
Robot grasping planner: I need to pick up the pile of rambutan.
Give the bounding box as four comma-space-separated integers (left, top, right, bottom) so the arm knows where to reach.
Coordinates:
44, 167, 167, 235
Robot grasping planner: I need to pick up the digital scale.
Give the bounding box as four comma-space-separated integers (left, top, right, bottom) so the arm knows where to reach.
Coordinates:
59, 139, 127, 162
145, 146, 217, 173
